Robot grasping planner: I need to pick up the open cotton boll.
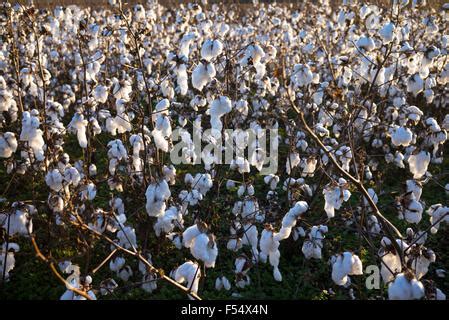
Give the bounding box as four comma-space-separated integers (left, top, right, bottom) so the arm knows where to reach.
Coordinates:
426, 204, 449, 234
356, 36, 375, 51
260, 226, 282, 281
116, 225, 137, 249
93, 85, 108, 103
145, 179, 171, 217
173, 261, 201, 299
388, 273, 425, 300
192, 61, 216, 91
215, 276, 231, 291
406, 180, 422, 201
152, 129, 169, 152
109, 256, 125, 273
407, 151, 430, 179
402, 195, 423, 224
0, 132, 18, 158
175, 64, 188, 95
0, 243, 19, 281
210, 96, 232, 130
182, 223, 202, 248
1, 204, 35, 236
323, 179, 351, 218
290, 64, 314, 88
286, 152, 300, 174
20, 110, 45, 161
391, 126, 413, 147
302, 225, 328, 260
201, 39, 223, 61
190, 233, 218, 268
407, 247, 435, 279
379, 22, 395, 43
45, 169, 64, 192
154, 206, 183, 237
407, 73, 424, 96
239, 44, 265, 66
264, 174, 280, 190
331, 252, 363, 286
64, 167, 81, 187
274, 201, 308, 241
379, 237, 406, 283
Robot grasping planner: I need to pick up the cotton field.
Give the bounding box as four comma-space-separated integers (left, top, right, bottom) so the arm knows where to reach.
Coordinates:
0, 0, 448, 301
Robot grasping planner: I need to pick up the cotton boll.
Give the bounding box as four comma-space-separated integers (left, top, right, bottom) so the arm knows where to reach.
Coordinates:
379, 238, 404, 283
403, 197, 423, 224
0, 132, 18, 158
356, 36, 375, 51
173, 261, 201, 299
46, 169, 64, 192
388, 273, 425, 300
20, 110, 45, 161
154, 206, 183, 237
331, 252, 363, 286
260, 226, 282, 281
210, 96, 232, 130
192, 62, 215, 91
116, 226, 137, 250
406, 180, 422, 201
407, 73, 424, 96
302, 225, 327, 260
201, 39, 223, 61
391, 126, 413, 147
190, 233, 218, 268
93, 85, 108, 103
407, 151, 430, 179
0, 204, 34, 236
240, 222, 259, 262
379, 22, 395, 43
426, 205, 449, 234
274, 201, 308, 241
323, 179, 351, 218
286, 152, 300, 174
145, 180, 171, 217
64, 167, 81, 187
175, 64, 188, 95
182, 223, 202, 248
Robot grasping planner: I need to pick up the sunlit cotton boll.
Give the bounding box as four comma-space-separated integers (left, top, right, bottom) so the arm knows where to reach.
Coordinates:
201, 39, 223, 61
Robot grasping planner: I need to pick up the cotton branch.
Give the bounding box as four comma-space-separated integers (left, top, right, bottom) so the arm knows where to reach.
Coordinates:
288, 97, 405, 263
30, 236, 93, 300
